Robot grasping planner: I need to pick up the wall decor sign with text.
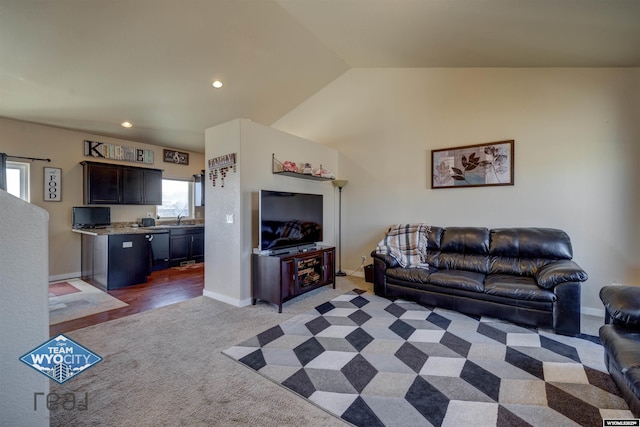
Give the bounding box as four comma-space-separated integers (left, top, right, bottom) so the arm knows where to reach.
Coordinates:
84, 140, 154, 164
208, 153, 237, 188
44, 167, 62, 201
431, 140, 514, 189
163, 149, 189, 165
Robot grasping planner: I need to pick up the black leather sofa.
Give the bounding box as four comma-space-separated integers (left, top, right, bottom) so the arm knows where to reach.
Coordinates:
599, 285, 640, 416
372, 226, 588, 336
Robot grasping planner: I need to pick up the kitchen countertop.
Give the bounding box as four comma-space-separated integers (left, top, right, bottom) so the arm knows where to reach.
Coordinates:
72, 222, 204, 236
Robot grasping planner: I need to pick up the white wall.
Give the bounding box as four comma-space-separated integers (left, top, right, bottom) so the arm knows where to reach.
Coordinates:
273, 68, 640, 314
0, 190, 49, 426
204, 119, 338, 305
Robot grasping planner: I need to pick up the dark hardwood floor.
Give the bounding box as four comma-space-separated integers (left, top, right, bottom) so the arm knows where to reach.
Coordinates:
50, 263, 204, 337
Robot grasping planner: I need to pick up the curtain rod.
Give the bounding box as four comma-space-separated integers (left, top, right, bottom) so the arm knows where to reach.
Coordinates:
3, 154, 51, 162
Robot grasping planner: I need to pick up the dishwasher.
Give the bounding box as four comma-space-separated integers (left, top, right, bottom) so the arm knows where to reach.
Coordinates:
147, 231, 170, 271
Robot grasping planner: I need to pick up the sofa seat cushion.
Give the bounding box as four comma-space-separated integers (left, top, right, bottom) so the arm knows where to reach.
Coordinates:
385, 267, 432, 284
600, 324, 640, 374
600, 286, 640, 327
483, 275, 556, 302
428, 269, 485, 292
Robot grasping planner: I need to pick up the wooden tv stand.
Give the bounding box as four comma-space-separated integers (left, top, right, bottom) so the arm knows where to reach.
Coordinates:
252, 246, 335, 313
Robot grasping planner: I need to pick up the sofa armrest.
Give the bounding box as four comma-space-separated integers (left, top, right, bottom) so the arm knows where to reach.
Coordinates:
371, 251, 399, 268
535, 260, 588, 289
370, 253, 392, 297
600, 286, 640, 327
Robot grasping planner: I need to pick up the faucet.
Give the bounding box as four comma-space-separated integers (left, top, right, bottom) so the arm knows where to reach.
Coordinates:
176, 214, 184, 225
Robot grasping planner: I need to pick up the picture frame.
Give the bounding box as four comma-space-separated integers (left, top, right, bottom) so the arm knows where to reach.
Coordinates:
163, 149, 189, 165
44, 167, 62, 201
431, 140, 514, 189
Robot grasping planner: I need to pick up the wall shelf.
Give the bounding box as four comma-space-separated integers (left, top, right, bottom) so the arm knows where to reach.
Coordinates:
272, 154, 334, 181
272, 170, 333, 181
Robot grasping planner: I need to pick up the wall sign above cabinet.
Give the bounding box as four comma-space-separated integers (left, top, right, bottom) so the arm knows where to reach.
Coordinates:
84, 140, 154, 164
163, 149, 189, 165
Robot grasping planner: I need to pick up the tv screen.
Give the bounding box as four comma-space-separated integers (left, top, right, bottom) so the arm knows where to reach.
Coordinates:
72, 206, 111, 228
260, 190, 323, 252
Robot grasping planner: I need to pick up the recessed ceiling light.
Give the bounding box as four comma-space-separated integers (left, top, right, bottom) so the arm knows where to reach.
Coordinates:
212, 80, 223, 89
121, 121, 133, 128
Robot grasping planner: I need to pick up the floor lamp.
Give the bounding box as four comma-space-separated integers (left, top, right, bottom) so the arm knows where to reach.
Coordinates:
332, 179, 348, 276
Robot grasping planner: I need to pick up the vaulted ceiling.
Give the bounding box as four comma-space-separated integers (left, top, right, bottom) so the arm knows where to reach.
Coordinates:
1, 0, 639, 153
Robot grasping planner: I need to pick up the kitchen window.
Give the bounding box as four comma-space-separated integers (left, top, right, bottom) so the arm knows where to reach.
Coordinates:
157, 178, 191, 218
6, 161, 30, 201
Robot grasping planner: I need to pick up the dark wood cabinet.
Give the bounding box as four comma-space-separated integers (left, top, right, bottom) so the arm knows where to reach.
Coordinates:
84, 162, 121, 204
143, 168, 163, 205
190, 232, 204, 262
82, 161, 163, 205
168, 227, 204, 266
107, 234, 151, 289
81, 232, 151, 290
252, 246, 335, 313
121, 167, 144, 204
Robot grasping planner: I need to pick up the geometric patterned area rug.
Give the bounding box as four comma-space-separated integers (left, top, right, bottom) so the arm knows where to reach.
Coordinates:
223, 289, 632, 426
49, 278, 128, 325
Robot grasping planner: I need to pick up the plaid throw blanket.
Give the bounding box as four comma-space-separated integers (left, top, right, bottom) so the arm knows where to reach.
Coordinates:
375, 223, 430, 268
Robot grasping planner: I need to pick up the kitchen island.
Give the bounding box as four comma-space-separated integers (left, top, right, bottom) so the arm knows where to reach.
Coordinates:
73, 223, 203, 290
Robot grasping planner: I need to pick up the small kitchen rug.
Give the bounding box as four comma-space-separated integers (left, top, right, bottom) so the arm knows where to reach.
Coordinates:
223, 290, 631, 427
49, 278, 128, 325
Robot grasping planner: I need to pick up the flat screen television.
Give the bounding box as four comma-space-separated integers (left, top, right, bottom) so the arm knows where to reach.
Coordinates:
259, 190, 323, 253
72, 206, 111, 228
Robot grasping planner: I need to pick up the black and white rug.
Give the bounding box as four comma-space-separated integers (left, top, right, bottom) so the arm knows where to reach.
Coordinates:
223, 290, 632, 426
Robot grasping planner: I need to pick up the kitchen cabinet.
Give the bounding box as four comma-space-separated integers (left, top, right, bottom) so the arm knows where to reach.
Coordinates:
81, 232, 155, 290
252, 246, 335, 313
141, 168, 163, 205
83, 162, 121, 204
168, 227, 204, 266
82, 161, 163, 205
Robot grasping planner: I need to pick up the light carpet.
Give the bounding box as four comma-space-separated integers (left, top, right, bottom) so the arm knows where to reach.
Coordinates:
224, 289, 632, 426
49, 278, 128, 325
50, 279, 365, 427
48, 277, 625, 427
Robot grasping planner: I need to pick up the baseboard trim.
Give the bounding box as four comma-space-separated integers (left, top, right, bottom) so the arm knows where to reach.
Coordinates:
203, 289, 252, 308
49, 272, 82, 282
581, 306, 605, 318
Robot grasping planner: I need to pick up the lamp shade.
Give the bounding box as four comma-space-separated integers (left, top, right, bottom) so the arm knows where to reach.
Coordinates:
332, 180, 348, 189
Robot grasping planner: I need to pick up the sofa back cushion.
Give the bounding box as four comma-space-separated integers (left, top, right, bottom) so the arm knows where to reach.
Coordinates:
421, 226, 574, 277
438, 227, 489, 273
488, 228, 573, 276
489, 228, 573, 259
